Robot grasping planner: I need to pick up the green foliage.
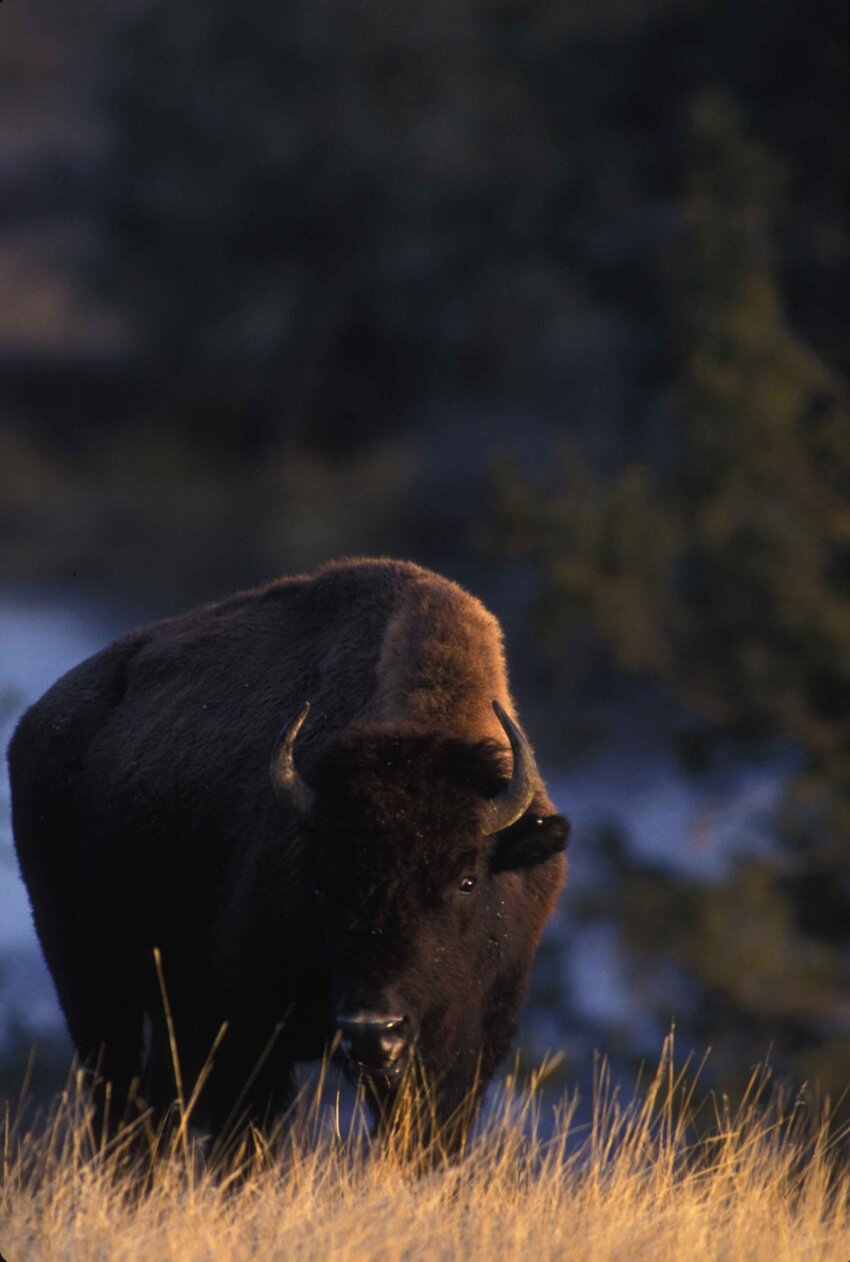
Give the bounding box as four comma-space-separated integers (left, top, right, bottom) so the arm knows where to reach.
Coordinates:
501, 88, 850, 1100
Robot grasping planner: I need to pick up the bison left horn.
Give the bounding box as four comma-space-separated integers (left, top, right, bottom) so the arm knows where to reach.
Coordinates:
270, 702, 318, 821
480, 700, 538, 835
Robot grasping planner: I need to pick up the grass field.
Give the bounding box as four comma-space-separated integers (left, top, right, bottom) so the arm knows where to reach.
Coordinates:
2, 1043, 848, 1261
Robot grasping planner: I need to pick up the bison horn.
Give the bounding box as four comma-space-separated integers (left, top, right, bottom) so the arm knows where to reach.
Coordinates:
480, 700, 538, 835
270, 702, 317, 821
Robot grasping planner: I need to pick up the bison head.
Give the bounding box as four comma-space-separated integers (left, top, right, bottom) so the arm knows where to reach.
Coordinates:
270, 702, 569, 1114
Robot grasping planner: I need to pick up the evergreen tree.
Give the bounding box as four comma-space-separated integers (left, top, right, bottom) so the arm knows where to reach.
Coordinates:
501, 87, 850, 1100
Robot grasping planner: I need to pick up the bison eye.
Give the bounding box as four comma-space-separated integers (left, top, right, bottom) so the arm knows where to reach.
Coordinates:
458, 874, 477, 895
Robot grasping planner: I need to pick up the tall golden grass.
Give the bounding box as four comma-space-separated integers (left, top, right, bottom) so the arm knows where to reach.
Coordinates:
2, 1039, 848, 1261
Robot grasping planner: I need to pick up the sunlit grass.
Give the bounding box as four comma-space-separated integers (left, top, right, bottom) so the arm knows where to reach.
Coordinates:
2, 1038, 848, 1261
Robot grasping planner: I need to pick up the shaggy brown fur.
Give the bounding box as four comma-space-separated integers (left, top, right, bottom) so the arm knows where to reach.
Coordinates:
8, 558, 568, 1145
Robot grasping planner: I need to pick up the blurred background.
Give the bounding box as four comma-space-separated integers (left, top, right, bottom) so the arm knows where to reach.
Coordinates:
1, 0, 848, 1113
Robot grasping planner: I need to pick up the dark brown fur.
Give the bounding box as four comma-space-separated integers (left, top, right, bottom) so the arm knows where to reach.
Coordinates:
8, 559, 568, 1144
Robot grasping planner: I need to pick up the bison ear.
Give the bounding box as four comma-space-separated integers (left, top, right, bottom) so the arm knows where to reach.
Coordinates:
489, 813, 570, 873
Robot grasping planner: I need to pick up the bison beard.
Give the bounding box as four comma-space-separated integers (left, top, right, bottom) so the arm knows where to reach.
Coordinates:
7, 558, 569, 1155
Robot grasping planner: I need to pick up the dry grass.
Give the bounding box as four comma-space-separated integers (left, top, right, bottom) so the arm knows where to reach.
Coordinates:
2, 1040, 849, 1262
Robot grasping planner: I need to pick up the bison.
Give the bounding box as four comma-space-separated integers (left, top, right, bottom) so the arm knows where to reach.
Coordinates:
8, 558, 568, 1150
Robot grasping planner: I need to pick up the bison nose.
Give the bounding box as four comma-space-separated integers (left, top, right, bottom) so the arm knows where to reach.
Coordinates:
336, 1012, 409, 1074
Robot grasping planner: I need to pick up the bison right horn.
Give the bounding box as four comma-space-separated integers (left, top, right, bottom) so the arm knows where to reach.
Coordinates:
479, 699, 538, 835
270, 702, 318, 822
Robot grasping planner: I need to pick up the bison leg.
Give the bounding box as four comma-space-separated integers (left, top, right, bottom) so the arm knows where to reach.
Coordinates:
194, 1033, 298, 1155
8, 637, 148, 1141
36, 910, 144, 1140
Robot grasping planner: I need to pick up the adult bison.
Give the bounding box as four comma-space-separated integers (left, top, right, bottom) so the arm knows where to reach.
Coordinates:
8, 558, 568, 1148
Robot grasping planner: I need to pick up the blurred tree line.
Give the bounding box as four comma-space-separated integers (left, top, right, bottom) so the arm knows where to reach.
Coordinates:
1, 0, 848, 1103
3, 0, 846, 605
